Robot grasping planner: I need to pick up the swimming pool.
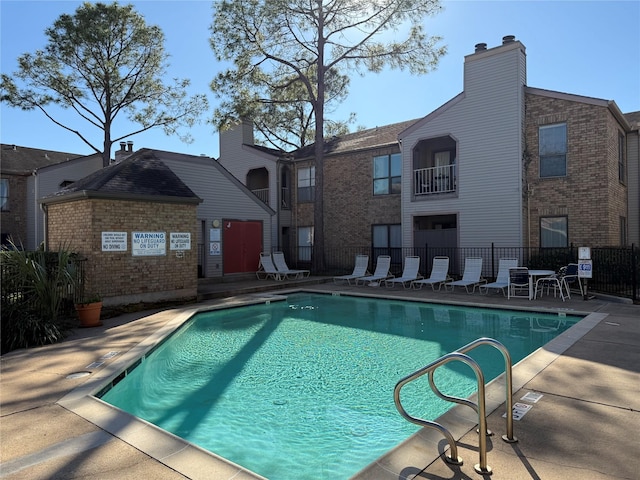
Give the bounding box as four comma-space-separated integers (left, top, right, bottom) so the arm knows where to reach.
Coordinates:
98, 293, 581, 479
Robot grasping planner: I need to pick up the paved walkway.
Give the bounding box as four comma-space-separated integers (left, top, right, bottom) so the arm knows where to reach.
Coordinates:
1, 278, 638, 479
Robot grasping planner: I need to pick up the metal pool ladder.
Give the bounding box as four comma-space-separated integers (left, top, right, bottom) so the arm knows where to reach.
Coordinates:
393, 337, 518, 475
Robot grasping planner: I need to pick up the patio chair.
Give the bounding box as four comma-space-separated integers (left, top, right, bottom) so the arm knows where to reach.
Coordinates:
355, 255, 393, 286
333, 255, 369, 285
561, 263, 583, 298
385, 256, 422, 288
272, 251, 310, 279
481, 258, 518, 296
445, 257, 486, 293
508, 267, 530, 299
411, 256, 451, 291
256, 252, 283, 281
534, 267, 566, 301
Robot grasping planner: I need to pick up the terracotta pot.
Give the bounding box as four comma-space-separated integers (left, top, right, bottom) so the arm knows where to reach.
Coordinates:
75, 301, 103, 327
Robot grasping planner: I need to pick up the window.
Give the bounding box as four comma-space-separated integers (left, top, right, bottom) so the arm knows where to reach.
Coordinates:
540, 216, 567, 247
373, 153, 401, 195
539, 123, 567, 177
297, 166, 315, 203
298, 226, 313, 262
372, 224, 401, 264
620, 216, 627, 246
0, 179, 8, 211
618, 132, 625, 183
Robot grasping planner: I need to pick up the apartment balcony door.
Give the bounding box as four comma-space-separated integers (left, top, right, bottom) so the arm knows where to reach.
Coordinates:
434, 151, 452, 192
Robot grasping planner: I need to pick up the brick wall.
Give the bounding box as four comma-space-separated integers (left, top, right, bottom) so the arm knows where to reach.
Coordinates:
324, 146, 401, 250
0, 174, 28, 245
524, 93, 628, 247
293, 146, 402, 253
47, 198, 198, 306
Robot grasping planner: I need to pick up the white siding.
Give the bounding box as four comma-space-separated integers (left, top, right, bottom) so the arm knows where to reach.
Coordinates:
160, 153, 273, 278
401, 41, 527, 249
218, 124, 281, 247
31, 156, 103, 249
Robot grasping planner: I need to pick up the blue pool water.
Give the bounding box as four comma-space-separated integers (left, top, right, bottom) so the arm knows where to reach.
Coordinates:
100, 293, 581, 479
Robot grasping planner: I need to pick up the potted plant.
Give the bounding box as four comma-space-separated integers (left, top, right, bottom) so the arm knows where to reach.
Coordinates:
75, 293, 103, 327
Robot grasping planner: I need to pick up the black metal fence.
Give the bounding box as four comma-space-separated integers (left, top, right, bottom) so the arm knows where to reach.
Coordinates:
0, 254, 87, 317
277, 244, 639, 302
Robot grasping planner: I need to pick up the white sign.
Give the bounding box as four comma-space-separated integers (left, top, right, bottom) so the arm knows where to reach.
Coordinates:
170, 232, 191, 250
578, 246, 591, 260
210, 241, 221, 256
502, 402, 533, 421
578, 259, 593, 278
132, 232, 166, 256
101, 232, 127, 251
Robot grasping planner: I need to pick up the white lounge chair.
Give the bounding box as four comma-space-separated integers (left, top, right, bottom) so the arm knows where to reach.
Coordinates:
256, 252, 283, 281
411, 256, 450, 291
385, 256, 422, 288
333, 254, 369, 285
272, 251, 310, 279
355, 255, 393, 285
481, 258, 518, 296
445, 257, 486, 293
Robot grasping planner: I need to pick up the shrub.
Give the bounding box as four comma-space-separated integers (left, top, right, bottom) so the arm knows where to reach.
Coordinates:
0, 242, 78, 353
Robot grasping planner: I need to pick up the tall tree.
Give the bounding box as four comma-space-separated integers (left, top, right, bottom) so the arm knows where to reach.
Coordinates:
212, 61, 353, 150
1, 2, 208, 167
210, 0, 445, 271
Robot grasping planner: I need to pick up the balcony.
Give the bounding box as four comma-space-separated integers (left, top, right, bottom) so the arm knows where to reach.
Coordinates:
414, 164, 456, 196
251, 188, 269, 205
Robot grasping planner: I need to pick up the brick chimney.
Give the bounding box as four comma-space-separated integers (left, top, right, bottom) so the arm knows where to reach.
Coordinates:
113, 140, 134, 164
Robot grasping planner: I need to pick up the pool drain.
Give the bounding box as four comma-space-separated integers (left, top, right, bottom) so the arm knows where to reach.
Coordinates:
273, 399, 288, 405
348, 427, 368, 437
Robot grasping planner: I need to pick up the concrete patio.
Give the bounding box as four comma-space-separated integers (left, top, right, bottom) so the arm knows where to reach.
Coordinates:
1, 277, 638, 479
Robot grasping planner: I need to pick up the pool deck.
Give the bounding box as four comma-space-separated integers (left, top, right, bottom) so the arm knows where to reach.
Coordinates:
1, 277, 638, 480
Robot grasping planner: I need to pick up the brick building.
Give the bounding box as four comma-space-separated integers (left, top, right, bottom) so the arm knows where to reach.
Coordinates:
42, 153, 201, 306
524, 89, 631, 248
217, 36, 639, 273
0, 144, 99, 249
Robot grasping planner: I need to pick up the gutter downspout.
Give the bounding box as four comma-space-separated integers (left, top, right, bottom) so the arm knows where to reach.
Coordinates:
41, 202, 48, 250
33, 169, 42, 250
276, 159, 282, 250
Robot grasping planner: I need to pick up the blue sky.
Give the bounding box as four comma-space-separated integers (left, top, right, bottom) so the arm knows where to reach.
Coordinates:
1, 1, 639, 159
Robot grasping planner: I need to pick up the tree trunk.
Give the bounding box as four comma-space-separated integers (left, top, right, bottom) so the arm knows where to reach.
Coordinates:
312, 3, 326, 273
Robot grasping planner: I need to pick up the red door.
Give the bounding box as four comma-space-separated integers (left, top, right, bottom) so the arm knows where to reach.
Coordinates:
223, 220, 263, 273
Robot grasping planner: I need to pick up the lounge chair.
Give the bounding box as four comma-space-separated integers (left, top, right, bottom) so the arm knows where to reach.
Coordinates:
385, 256, 422, 288
333, 254, 369, 285
481, 258, 518, 296
508, 267, 530, 299
355, 255, 393, 285
411, 256, 450, 291
272, 251, 310, 279
256, 252, 283, 281
445, 257, 486, 293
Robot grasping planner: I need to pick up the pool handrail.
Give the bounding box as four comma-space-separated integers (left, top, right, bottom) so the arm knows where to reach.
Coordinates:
429, 337, 518, 444
394, 337, 518, 475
